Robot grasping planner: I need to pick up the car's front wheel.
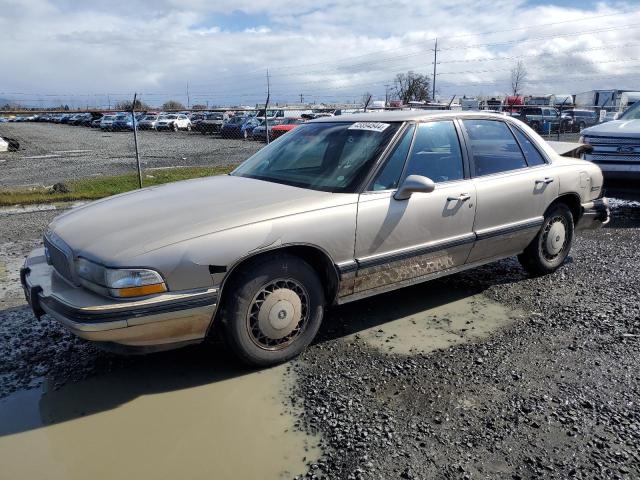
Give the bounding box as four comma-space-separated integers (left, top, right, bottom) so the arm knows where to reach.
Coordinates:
518, 203, 574, 276
220, 254, 325, 366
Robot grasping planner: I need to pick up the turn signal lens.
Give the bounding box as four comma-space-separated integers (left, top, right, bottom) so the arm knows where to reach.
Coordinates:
110, 283, 167, 298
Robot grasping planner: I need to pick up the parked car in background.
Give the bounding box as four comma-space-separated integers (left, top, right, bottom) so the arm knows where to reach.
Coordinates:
138, 114, 160, 130
560, 109, 598, 132
197, 112, 226, 134
111, 113, 138, 131
221, 115, 259, 139
251, 118, 285, 141
156, 114, 192, 131
21, 111, 608, 367
100, 114, 117, 131
580, 100, 640, 199
519, 106, 561, 133
270, 118, 305, 139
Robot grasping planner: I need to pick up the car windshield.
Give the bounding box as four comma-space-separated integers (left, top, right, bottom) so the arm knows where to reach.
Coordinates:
115, 115, 128, 120
620, 101, 640, 120
206, 113, 223, 120
232, 121, 400, 192
228, 116, 245, 124
144, 115, 157, 120
164, 114, 178, 119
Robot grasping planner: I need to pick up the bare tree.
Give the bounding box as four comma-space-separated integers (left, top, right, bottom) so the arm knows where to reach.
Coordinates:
361, 91, 373, 107
393, 71, 431, 104
114, 99, 151, 111
510, 60, 528, 96
162, 100, 186, 111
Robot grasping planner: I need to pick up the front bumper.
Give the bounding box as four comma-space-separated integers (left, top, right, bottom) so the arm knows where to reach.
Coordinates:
576, 198, 610, 231
20, 248, 218, 352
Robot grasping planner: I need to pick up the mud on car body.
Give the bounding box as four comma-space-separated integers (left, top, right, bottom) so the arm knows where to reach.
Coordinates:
22, 111, 609, 366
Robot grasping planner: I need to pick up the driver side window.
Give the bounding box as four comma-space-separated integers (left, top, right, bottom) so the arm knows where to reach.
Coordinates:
404, 121, 464, 183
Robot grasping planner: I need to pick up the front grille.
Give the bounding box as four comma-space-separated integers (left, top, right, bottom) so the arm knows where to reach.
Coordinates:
586, 154, 640, 162
44, 235, 74, 283
585, 136, 640, 145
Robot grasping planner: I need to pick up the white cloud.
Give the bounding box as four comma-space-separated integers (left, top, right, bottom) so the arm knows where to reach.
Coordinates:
1, 0, 639, 107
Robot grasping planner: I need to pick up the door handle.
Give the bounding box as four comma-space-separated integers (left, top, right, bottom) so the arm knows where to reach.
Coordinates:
447, 193, 471, 202
535, 177, 554, 184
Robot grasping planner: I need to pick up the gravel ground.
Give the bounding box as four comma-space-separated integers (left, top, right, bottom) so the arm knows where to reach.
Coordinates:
294, 202, 640, 479
1, 202, 639, 479
0, 122, 262, 187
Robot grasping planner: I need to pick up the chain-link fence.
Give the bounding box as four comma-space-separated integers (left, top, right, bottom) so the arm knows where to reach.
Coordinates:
0, 101, 629, 192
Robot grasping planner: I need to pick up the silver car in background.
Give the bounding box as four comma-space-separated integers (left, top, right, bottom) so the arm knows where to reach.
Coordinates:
99, 114, 116, 131
22, 111, 609, 366
138, 114, 159, 130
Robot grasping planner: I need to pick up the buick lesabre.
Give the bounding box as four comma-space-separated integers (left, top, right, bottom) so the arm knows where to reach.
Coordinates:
22, 111, 609, 366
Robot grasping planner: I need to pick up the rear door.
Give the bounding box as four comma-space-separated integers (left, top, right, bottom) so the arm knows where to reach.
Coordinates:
353, 120, 477, 294
460, 119, 558, 263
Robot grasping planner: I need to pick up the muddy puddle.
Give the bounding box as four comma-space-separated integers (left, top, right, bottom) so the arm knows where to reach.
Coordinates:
338, 282, 521, 355
0, 350, 320, 480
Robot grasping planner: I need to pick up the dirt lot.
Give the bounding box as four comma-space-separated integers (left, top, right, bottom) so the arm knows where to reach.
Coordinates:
0, 122, 262, 187
0, 200, 639, 479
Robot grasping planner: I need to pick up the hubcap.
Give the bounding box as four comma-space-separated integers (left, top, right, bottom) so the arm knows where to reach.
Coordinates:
542, 216, 567, 259
247, 279, 309, 350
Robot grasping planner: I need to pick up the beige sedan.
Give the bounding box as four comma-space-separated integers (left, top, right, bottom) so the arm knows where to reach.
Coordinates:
22, 111, 609, 366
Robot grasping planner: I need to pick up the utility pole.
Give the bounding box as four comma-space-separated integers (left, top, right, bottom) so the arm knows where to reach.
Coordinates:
384, 84, 390, 107
131, 93, 142, 189
432, 38, 438, 102
300, 93, 304, 104
265, 70, 271, 145
186, 82, 190, 109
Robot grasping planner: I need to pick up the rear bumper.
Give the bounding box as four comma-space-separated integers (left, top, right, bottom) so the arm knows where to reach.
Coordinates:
20, 249, 218, 352
576, 198, 610, 231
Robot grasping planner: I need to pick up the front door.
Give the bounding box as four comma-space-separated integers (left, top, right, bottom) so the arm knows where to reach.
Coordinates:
353, 120, 477, 294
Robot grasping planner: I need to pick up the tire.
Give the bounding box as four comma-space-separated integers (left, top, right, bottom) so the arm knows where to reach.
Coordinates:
518, 203, 574, 276
243, 129, 248, 140
220, 254, 325, 367
186, 124, 192, 132
172, 122, 178, 132
530, 121, 541, 132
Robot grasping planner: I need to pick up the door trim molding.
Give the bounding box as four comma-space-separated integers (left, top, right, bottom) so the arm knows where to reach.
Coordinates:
475, 217, 543, 242
355, 233, 476, 270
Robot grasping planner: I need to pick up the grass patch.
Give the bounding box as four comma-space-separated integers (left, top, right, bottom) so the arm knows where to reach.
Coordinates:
0, 165, 235, 206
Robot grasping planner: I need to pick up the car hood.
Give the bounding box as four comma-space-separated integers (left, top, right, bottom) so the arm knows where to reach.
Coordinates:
50, 175, 355, 261
581, 119, 640, 138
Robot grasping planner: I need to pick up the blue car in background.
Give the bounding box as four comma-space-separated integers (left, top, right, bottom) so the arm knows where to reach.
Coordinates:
220, 115, 260, 139
111, 113, 139, 131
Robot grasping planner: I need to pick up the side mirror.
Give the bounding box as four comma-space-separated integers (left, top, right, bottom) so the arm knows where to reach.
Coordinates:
394, 175, 436, 201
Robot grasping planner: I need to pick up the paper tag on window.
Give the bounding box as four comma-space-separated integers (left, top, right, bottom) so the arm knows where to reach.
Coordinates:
348, 122, 390, 132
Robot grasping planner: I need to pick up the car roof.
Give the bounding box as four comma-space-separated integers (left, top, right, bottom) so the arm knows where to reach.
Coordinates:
309, 110, 511, 123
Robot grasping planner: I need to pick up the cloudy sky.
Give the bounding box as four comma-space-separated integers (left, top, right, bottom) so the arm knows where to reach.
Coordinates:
1, 0, 639, 107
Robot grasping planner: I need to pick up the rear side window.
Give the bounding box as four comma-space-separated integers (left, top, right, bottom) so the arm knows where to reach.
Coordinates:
462, 120, 527, 176
372, 124, 415, 191
404, 121, 464, 183
511, 127, 546, 166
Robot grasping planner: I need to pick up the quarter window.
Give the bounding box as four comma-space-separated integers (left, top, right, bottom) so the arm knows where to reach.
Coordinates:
372, 124, 415, 191
403, 121, 464, 183
462, 119, 528, 176
511, 127, 546, 166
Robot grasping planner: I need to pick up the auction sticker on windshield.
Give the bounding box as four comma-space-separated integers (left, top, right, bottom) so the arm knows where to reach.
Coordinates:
348, 122, 390, 132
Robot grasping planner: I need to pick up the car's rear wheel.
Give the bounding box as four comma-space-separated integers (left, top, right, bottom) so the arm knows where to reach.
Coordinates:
518, 203, 574, 276
220, 254, 325, 367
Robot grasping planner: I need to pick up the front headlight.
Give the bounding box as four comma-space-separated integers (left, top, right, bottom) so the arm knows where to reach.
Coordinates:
76, 258, 167, 298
